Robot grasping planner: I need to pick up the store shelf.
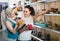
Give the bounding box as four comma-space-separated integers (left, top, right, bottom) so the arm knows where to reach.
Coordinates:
33, 25, 60, 34
37, 1, 45, 3
29, 1, 45, 5
31, 35, 43, 41
45, 14, 60, 16
29, 0, 59, 5
29, 2, 37, 5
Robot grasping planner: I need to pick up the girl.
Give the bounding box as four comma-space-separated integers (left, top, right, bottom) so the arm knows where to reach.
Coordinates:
18, 5, 35, 41
5, 8, 19, 41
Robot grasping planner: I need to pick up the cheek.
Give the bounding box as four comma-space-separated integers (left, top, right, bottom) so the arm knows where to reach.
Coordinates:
24, 12, 30, 15
24, 12, 26, 15
13, 14, 15, 17
11, 13, 15, 17
27, 12, 30, 15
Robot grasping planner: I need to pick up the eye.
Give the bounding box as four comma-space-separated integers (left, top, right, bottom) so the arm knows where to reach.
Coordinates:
24, 11, 28, 13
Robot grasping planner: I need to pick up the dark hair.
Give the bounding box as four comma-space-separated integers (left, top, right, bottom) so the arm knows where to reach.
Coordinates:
55, 8, 58, 11
24, 5, 35, 16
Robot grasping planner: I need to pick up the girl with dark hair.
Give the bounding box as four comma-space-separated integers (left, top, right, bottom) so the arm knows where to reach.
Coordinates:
18, 5, 35, 41
24, 5, 35, 16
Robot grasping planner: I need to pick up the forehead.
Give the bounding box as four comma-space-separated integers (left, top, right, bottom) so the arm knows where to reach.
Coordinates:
10, 10, 15, 15
24, 8, 29, 11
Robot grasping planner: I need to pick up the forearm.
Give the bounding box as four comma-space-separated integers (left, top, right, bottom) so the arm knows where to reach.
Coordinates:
13, 24, 19, 34
14, 24, 19, 31
19, 28, 28, 33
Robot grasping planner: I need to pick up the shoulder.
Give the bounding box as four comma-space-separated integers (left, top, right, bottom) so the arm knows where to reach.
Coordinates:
29, 15, 33, 19
5, 20, 11, 25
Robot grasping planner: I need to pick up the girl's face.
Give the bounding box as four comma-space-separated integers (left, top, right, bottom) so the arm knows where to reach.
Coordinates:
24, 8, 31, 17
10, 10, 15, 18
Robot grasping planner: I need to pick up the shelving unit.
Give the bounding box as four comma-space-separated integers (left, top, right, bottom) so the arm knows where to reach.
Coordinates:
29, 1, 44, 5
29, 0, 60, 5
33, 25, 60, 34
28, 0, 60, 31
29, 0, 60, 10
33, 25, 60, 41
44, 14, 60, 32
45, 14, 60, 16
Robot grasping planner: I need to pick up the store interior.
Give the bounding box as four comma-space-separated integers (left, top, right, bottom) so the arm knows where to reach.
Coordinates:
0, 0, 60, 41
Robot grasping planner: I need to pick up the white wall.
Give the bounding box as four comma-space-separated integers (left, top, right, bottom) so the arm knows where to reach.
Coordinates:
0, 0, 25, 8
8, 0, 25, 8
0, 0, 8, 2
8, 0, 18, 8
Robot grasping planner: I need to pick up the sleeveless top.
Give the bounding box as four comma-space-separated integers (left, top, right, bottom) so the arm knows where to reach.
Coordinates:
6, 18, 18, 39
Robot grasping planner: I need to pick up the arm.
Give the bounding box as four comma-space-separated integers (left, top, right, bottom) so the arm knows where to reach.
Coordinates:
19, 27, 28, 33
19, 25, 34, 33
6, 21, 18, 34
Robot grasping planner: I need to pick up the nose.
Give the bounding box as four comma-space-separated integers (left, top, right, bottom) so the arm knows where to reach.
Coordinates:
24, 12, 27, 15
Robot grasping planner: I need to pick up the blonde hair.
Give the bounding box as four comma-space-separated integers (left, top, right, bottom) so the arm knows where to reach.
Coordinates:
6, 8, 13, 15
